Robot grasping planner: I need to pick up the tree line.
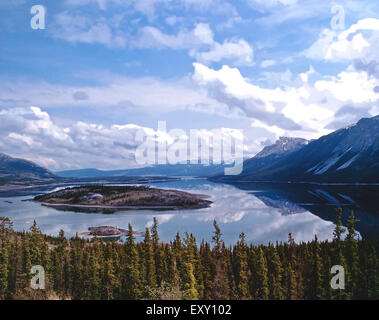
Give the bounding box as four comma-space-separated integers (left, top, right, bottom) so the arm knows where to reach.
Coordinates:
0, 209, 378, 300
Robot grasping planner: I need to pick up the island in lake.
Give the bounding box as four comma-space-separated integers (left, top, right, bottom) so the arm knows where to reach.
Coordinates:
78, 226, 145, 240
33, 185, 212, 213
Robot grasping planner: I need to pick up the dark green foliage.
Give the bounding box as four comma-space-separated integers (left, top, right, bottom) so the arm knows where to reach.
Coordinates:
0, 214, 378, 300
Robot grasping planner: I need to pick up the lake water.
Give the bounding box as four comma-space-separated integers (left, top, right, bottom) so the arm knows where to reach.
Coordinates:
0, 178, 378, 245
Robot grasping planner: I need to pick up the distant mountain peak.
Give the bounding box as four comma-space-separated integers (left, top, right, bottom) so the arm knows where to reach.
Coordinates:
255, 136, 308, 159
211, 115, 379, 183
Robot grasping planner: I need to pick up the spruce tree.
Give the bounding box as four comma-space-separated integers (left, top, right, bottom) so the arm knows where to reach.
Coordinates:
310, 236, 325, 299
143, 228, 157, 291
151, 217, 164, 286
211, 220, 229, 299
0, 244, 9, 299
267, 244, 284, 300
255, 247, 269, 300
124, 223, 142, 299
345, 211, 360, 299
331, 209, 350, 300
182, 233, 199, 300
333, 208, 345, 241
101, 258, 116, 300
235, 233, 250, 299
200, 241, 214, 300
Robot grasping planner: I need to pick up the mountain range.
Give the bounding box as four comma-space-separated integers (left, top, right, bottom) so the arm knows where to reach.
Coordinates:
56, 163, 229, 178
1, 116, 378, 186
211, 115, 379, 183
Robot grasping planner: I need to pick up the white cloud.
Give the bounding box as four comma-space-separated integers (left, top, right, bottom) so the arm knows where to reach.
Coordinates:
314, 70, 378, 103
0, 106, 253, 170
65, 0, 113, 10
248, 0, 298, 11
260, 59, 276, 68
134, 23, 254, 66
0, 75, 214, 113
304, 18, 379, 62
303, 29, 337, 60
251, 1, 379, 26
64, 0, 236, 19
250, 119, 286, 138
299, 65, 315, 83
252, 0, 326, 24
165, 15, 182, 26
194, 38, 254, 66
134, 23, 214, 50
192, 62, 379, 139
52, 11, 126, 48
259, 69, 293, 88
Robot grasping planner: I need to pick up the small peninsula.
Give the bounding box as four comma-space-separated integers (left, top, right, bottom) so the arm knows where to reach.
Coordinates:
33, 185, 212, 213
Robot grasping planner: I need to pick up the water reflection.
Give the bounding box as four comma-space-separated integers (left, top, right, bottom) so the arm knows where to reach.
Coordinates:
0, 179, 377, 245
228, 182, 379, 239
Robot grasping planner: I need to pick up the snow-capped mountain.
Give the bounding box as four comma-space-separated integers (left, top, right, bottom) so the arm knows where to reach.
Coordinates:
254, 137, 309, 159
211, 115, 379, 183
234, 137, 309, 180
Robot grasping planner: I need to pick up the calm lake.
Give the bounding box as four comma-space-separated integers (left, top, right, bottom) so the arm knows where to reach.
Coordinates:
0, 178, 378, 245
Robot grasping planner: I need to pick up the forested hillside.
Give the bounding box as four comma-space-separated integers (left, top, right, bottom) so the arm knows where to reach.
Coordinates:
0, 212, 378, 300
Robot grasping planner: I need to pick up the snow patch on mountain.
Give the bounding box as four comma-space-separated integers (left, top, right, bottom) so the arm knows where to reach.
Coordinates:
337, 152, 361, 171
255, 137, 308, 158
307, 147, 358, 175
310, 154, 344, 175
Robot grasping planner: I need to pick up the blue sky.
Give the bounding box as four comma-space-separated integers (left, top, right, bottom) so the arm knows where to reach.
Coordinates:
0, 0, 379, 170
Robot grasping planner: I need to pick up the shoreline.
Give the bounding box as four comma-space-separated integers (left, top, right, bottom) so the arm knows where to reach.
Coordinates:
32, 184, 213, 213
0, 177, 181, 192
2, 178, 379, 193
39, 201, 211, 212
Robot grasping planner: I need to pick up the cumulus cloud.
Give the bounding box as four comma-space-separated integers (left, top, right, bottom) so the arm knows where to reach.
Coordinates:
194, 38, 254, 66
0, 106, 254, 171
134, 23, 254, 66
325, 105, 372, 130
192, 62, 379, 139
301, 17, 379, 128
0, 106, 139, 170
133, 23, 214, 50
354, 59, 379, 80
314, 70, 378, 103
193, 63, 315, 136
304, 18, 379, 62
